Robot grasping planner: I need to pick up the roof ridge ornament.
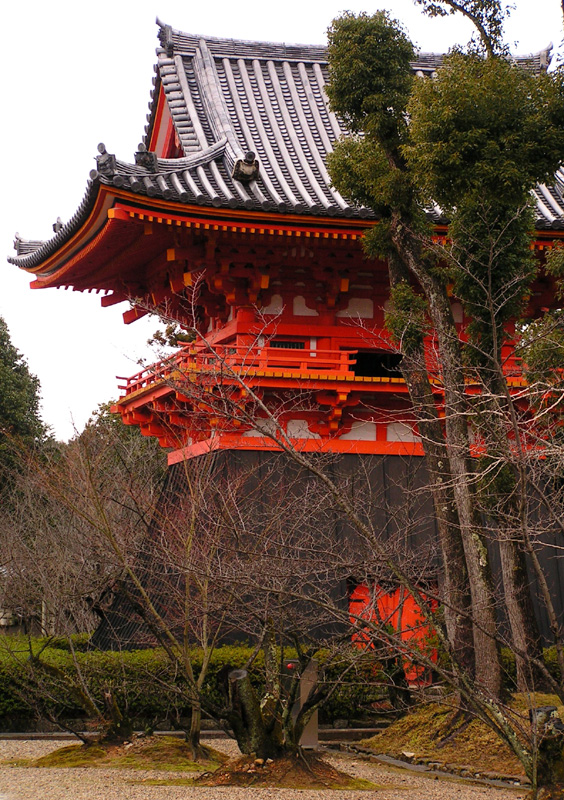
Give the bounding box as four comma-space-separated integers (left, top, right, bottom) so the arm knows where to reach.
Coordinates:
232, 152, 259, 183
540, 42, 552, 71
160, 23, 174, 57
95, 143, 116, 178
135, 143, 159, 172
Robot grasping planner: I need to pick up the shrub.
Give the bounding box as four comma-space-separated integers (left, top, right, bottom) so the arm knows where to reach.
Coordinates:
0, 639, 388, 728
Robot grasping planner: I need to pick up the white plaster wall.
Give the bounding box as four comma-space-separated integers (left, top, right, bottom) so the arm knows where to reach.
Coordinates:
336, 297, 374, 319
339, 420, 377, 441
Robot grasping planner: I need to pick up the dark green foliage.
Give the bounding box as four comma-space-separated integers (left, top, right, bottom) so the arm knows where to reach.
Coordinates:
546, 245, 564, 279
326, 12, 429, 247
148, 323, 195, 349
328, 138, 399, 219
35, 632, 93, 653
522, 311, 564, 388
406, 54, 564, 210
450, 202, 537, 362
0, 316, 47, 479
385, 282, 429, 354
327, 11, 415, 143
0, 643, 183, 723
0, 642, 384, 728
544, 245, 564, 301
406, 52, 564, 363
5, 639, 560, 728
328, 10, 564, 366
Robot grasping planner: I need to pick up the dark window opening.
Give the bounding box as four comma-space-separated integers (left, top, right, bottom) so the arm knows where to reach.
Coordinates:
351, 350, 402, 378
270, 340, 305, 349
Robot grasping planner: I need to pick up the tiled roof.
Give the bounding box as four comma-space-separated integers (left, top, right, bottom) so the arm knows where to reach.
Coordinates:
10, 25, 562, 269
146, 27, 356, 217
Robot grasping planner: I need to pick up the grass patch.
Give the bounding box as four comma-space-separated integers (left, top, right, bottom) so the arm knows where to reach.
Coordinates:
136, 775, 381, 788
130, 777, 198, 786
363, 692, 564, 778
343, 777, 381, 790
15, 736, 226, 772
9, 744, 109, 769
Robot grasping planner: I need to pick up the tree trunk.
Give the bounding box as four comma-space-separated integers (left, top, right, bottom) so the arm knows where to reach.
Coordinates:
409, 404, 475, 676
102, 688, 133, 742
388, 254, 474, 676
482, 373, 544, 690
390, 217, 502, 697
228, 669, 285, 759
530, 705, 564, 795
187, 703, 202, 759
498, 536, 543, 689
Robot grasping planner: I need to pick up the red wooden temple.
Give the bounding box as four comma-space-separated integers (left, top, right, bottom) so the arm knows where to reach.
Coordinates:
9, 23, 564, 647
10, 24, 562, 464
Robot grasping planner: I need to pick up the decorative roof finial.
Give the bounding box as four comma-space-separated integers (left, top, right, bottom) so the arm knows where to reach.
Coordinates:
95, 143, 117, 177
135, 142, 159, 172
232, 151, 259, 183
156, 19, 174, 57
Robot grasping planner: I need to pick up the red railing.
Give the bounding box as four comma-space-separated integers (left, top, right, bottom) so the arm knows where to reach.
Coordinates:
117, 343, 357, 397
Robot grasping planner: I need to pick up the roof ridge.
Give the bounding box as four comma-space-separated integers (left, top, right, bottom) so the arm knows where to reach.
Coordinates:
156, 19, 553, 73
194, 38, 245, 168
157, 18, 326, 55
110, 139, 229, 175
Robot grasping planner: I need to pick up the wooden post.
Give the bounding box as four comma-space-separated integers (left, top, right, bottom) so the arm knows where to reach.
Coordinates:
285, 659, 318, 749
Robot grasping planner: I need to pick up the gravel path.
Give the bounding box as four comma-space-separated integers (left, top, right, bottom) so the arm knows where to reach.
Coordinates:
0, 739, 527, 800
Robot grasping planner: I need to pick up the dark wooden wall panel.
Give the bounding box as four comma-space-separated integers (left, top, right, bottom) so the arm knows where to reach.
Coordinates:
92, 451, 562, 650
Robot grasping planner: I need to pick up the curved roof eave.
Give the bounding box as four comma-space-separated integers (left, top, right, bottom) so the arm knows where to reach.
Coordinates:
10, 177, 103, 271
9, 25, 563, 272
10, 159, 564, 275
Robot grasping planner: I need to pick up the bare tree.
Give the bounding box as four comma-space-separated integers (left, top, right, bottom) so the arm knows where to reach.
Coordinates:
4, 320, 564, 788
118, 310, 564, 791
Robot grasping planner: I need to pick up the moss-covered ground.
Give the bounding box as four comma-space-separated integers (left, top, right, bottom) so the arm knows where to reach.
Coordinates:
5, 735, 377, 790
10, 693, 562, 788
363, 693, 564, 778
7, 735, 226, 772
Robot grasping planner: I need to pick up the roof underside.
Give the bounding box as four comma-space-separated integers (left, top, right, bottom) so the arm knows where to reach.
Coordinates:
10, 24, 563, 270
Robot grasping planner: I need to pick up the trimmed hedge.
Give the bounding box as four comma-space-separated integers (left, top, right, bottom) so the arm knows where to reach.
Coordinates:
2, 637, 561, 730
0, 639, 385, 728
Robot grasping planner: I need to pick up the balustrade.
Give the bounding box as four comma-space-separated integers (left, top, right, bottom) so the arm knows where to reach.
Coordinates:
117, 342, 358, 396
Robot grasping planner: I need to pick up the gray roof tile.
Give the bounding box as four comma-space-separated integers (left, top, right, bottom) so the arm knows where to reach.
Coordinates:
10, 25, 562, 270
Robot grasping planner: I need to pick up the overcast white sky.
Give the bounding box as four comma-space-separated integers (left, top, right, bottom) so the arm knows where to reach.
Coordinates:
2, 0, 562, 441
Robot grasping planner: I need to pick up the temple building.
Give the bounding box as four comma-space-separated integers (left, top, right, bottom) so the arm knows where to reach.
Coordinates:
9, 22, 564, 645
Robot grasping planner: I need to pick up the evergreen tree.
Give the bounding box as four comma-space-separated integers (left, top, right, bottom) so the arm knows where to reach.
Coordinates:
327, 0, 564, 702
0, 316, 47, 478
326, 3, 564, 787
